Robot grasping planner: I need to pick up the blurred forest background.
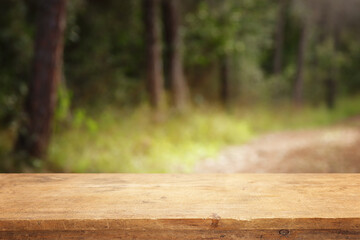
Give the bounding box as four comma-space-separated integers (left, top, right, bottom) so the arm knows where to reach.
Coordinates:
1, 0, 360, 173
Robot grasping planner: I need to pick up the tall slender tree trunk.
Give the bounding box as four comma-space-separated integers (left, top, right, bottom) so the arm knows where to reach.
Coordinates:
162, 0, 188, 110
325, 32, 340, 110
143, 0, 164, 110
324, 77, 336, 109
293, 21, 309, 106
220, 55, 230, 106
273, 0, 287, 74
15, 0, 67, 160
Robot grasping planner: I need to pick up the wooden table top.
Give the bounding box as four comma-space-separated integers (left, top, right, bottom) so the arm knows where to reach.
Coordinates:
0, 174, 359, 239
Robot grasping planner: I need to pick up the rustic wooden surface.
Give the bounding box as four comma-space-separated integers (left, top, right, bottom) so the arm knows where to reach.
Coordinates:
0, 174, 359, 239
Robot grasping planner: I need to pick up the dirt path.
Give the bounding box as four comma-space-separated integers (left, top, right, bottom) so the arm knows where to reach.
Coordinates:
195, 117, 360, 173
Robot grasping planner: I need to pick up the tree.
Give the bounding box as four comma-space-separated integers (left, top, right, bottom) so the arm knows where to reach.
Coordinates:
310, 0, 360, 108
293, 19, 309, 106
273, 0, 288, 74
143, 0, 164, 110
220, 55, 230, 105
15, 0, 67, 161
162, 0, 188, 110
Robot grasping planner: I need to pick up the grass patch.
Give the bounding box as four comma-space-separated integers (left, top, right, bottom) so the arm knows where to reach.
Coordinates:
49, 106, 253, 173
48, 95, 360, 173
1, 95, 360, 173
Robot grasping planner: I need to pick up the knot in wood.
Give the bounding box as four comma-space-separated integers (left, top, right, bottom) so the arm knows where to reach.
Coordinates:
279, 229, 290, 236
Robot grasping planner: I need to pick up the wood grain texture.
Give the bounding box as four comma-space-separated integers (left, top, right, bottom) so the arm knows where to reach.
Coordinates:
0, 174, 359, 239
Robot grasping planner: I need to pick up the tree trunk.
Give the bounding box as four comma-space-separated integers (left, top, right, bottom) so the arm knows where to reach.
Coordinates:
324, 78, 336, 109
293, 21, 309, 106
324, 32, 340, 110
220, 55, 230, 106
162, 0, 188, 110
15, 0, 67, 160
273, 0, 287, 75
143, 0, 164, 110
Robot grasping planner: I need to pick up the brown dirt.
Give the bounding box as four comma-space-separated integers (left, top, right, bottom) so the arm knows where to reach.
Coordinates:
195, 117, 360, 173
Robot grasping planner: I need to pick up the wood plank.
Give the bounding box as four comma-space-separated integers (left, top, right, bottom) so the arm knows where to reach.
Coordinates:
0, 174, 359, 239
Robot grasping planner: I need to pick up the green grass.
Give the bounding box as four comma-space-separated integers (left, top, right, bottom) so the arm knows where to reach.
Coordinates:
46, 95, 360, 173
49, 106, 253, 173
1, 95, 360, 173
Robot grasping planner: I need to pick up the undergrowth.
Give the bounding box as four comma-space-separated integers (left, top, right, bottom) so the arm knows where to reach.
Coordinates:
1, 95, 360, 173
48, 95, 360, 173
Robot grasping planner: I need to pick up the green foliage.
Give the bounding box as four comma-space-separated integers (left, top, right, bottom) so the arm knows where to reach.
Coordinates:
64, 0, 145, 107
1, 0, 359, 112
45, 95, 360, 173
55, 85, 72, 123
0, 0, 34, 127
49, 106, 252, 172
339, 33, 360, 94
72, 109, 98, 133
315, 38, 346, 79
2, 94, 360, 173
184, 0, 275, 67
1, 0, 360, 172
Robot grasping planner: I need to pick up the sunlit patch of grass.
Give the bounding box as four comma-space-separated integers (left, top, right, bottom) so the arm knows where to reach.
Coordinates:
1, 95, 360, 173
48, 95, 360, 173
238, 95, 360, 132
49, 106, 253, 173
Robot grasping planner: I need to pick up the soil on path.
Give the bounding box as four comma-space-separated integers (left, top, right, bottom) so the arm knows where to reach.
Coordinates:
195, 116, 360, 173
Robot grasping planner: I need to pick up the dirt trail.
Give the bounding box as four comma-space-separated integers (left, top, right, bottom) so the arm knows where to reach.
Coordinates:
195, 117, 360, 173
